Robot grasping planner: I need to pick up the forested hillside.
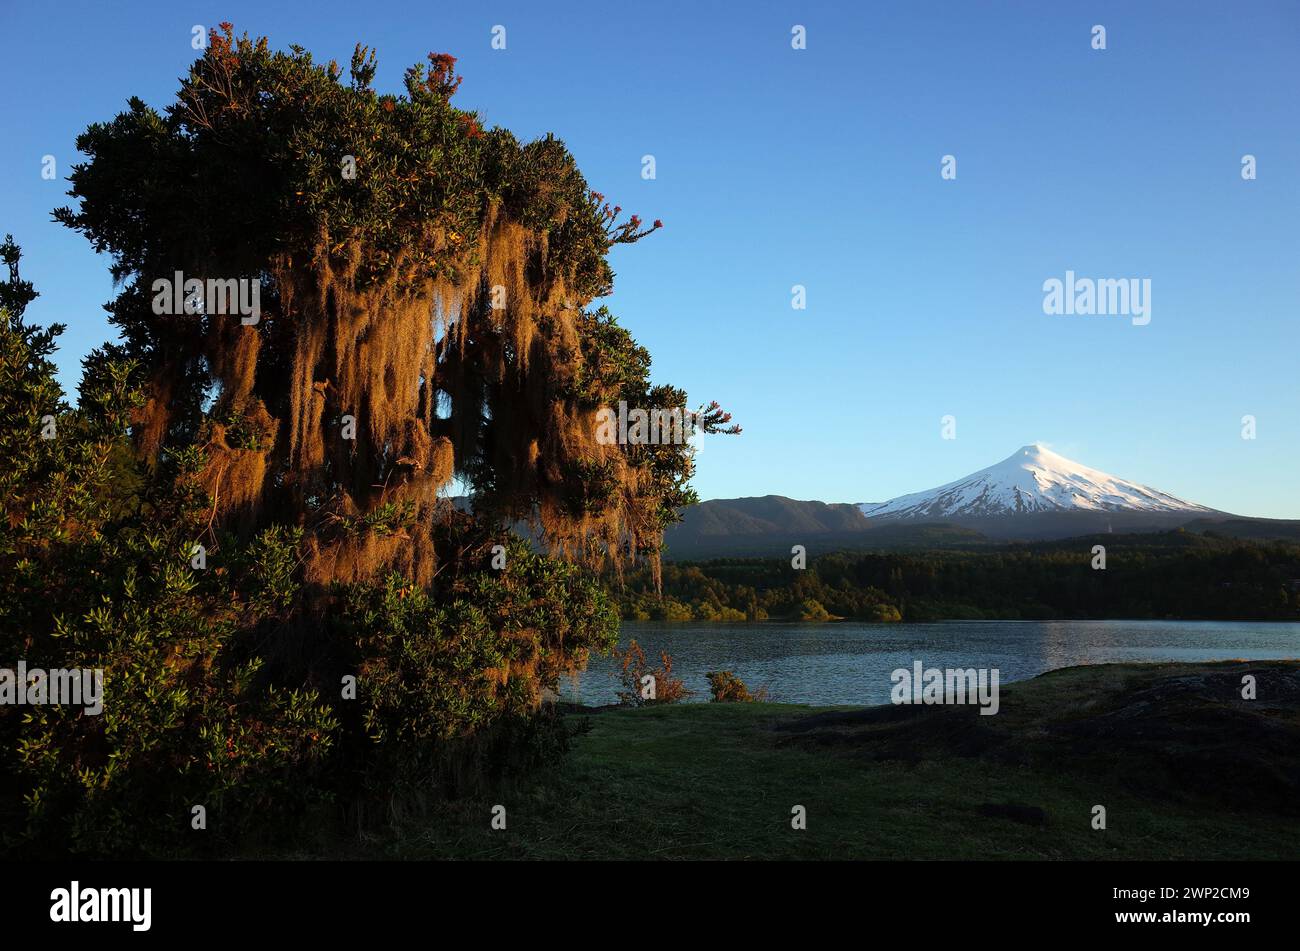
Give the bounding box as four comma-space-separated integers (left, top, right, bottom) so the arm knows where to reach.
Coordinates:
614, 533, 1300, 622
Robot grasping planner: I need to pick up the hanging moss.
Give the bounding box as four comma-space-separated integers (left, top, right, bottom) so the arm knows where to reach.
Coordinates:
55, 25, 730, 596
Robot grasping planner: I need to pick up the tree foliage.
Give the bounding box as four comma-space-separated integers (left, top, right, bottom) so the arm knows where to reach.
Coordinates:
54, 25, 732, 596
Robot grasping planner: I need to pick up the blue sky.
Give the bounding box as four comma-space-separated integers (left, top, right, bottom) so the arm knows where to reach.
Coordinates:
1, 1, 1297, 516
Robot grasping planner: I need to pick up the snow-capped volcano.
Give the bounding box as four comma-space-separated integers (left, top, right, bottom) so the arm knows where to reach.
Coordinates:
860, 444, 1216, 520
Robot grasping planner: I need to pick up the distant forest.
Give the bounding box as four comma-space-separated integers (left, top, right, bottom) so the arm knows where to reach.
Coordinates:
612, 531, 1300, 622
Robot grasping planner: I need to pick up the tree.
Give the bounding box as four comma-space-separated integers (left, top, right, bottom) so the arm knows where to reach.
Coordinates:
54, 26, 736, 598
2, 27, 738, 854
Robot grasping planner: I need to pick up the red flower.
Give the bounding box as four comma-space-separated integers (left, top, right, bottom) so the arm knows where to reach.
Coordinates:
458, 114, 483, 139
425, 52, 463, 97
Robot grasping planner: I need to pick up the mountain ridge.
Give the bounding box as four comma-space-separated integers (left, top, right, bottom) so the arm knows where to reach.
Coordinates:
660, 445, 1299, 559
861, 443, 1218, 520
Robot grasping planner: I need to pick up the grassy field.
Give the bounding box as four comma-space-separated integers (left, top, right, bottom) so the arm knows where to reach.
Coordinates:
319, 660, 1300, 860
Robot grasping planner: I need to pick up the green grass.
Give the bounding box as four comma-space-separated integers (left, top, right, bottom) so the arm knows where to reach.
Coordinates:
333, 660, 1300, 860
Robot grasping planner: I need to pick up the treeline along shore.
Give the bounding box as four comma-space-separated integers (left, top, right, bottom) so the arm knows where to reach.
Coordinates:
610, 531, 1300, 622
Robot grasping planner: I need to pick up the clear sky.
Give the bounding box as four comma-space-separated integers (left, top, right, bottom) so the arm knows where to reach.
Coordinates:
1, 1, 1297, 516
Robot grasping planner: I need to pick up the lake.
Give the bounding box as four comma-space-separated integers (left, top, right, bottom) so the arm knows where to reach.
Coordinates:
561, 619, 1300, 707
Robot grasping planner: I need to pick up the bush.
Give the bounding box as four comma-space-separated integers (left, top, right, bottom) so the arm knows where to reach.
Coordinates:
331, 536, 616, 799
798, 598, 832, 622
870, 603, 903, 622
0, 297, 340, 855
705, 670, 753, 702
612, 640, 691, 705
657, 600, 695, 622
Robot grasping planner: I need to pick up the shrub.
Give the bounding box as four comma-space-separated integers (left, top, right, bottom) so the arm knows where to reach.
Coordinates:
705, 670, 753, 702
612, 640, 691, 705
656, 600, 695, 622
798, 598, 832, 622
331, 536, 616, 800
0, 291, 340, 855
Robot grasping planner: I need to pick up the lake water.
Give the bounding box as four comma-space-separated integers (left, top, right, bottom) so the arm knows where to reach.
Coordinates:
561, 620, 1300, 707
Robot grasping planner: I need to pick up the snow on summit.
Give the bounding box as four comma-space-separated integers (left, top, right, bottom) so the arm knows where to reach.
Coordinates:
859, 444, 1216, 519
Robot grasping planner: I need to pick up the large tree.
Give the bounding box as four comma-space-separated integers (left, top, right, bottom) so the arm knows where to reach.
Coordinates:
0, 28, 738, 855
56, 25, 734, 594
